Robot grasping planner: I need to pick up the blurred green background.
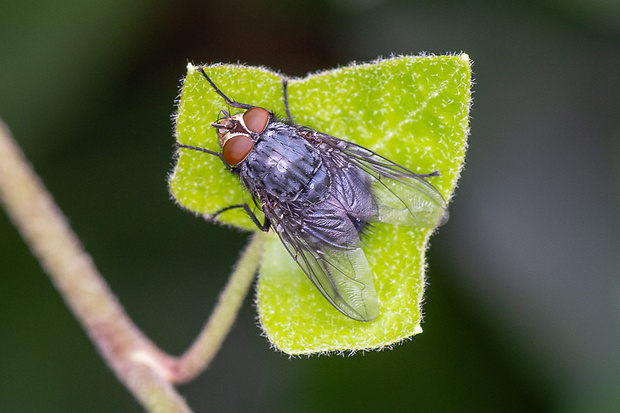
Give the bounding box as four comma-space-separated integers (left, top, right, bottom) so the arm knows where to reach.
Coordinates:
1, 0, 619, 411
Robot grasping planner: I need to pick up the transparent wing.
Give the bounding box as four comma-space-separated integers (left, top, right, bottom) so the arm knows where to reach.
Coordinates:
257, 131, 446, 322
265, 206, 380, 322
313, 131, 449, 228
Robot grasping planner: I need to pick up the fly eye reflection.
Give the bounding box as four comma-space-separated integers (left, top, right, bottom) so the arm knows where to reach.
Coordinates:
243, 107, 270, 133
222, 134, 254, 166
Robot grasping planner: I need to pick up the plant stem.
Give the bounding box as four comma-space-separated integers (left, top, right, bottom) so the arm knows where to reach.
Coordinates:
0, 119, 265, 410
171, 231, 267, 383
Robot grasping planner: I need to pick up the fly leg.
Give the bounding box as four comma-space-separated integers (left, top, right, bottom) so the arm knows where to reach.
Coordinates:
176, 143, 219, 156
211, 203, 271, 232
282, 78, 294, 124
176, 143, 240, 172
196, 67, 255, 110
417, 170, 440, 179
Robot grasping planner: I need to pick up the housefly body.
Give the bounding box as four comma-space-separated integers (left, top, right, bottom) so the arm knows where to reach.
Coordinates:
177, 67, 449, 322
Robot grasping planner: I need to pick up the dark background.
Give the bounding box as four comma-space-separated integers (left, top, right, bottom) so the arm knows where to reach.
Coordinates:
1, 0, 619, 411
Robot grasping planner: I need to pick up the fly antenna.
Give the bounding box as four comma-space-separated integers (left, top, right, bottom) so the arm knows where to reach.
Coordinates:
196, 67, 254, 110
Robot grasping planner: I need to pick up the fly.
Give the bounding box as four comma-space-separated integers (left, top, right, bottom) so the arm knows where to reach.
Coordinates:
177, 67, 449, 322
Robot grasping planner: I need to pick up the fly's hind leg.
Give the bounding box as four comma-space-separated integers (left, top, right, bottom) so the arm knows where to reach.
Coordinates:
211, 203, 271, 232
417, 170, 441, 179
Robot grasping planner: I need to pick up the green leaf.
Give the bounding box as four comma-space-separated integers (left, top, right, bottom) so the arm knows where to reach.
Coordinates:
169, 54, 471, 354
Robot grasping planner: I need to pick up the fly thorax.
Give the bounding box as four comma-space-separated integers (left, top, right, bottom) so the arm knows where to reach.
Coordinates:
242, 123, 324, 201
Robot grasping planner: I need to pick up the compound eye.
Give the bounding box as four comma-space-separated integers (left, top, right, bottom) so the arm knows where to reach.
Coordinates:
222, 135, 253, 166
243, 107, 269, 133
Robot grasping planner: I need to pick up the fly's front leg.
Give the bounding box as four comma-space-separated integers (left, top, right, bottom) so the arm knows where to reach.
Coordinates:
176, 143, 219, 157
211, 203, 271, 232
175, 142, 240, 172
196, 67, 254, 110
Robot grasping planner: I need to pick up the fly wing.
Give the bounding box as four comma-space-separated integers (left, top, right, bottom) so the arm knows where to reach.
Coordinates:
313, 132, 449, 228
265, 206, 380, 322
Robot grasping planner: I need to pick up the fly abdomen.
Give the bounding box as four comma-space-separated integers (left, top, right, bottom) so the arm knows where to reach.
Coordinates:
296, 164, 330, 204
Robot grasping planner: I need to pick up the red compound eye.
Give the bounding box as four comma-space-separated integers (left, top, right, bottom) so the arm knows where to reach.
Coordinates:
222, 135, 253, 166
243, 107, 269, 133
